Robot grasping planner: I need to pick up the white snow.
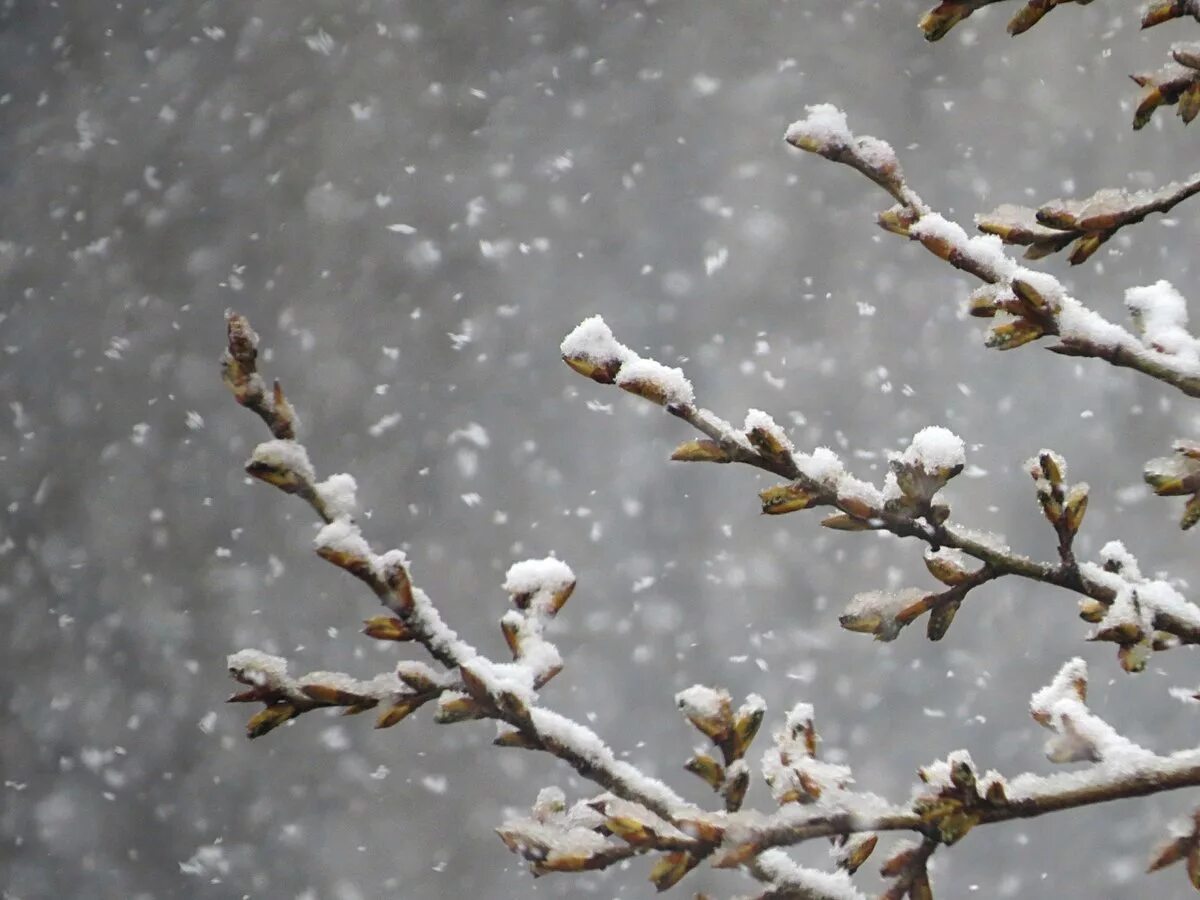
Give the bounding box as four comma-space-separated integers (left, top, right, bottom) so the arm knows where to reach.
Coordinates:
250, 439, 315, 483
503, 557, 576, 599
560, 315, 634, 366
313, 517, 372, 561
615, 357, 696, 406
795, 446, 845, 487
745, 409, 795, 454
899, 426, 965, 474
227, 649, 290, 689
527, 708, 694, 814
785, 103, 853, 148
675, 685, 730, 721
1125, 280, 1200, 364
840, 588, 928, 642
315, 473, 358, 519
751, 849, 869, 900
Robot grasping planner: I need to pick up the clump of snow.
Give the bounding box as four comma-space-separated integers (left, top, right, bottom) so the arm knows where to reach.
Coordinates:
315, 473, 358, 519
313, 517, 372, 561
528, 707, 693, 815
675, 685, 730, 721
854, 135, 898, 173
796, 446, 844, 487
560, 315, 634, 366
784, 702, 815, 733
917, 748, 976, 791
755, 849, 867, 900
615, 357, 695, 406
836, 475, 885, 512
899, 426, 965, 474
910, 213, 969, 252
784, 103, 852, 148
1125, 280, 1200, 363
462, 657, 537, 705
745, 409, 795, 454
503, 557, 576, 599
910, 214, 1020, 281
1099, 540, 1139, 575
1029, 658, 1153, 765
840, 588, 928, 642
738, 693, 767, 720
250, 439, 315, 482
227, 649, 289, 688
1055, 298, 1145, 357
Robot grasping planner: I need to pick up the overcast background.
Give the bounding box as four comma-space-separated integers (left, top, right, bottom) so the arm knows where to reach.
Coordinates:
3, 1, 1200, 898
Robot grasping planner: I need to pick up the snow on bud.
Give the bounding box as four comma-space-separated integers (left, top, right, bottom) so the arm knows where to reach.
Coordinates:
313, 518, 375, 581
878, 204, 918, 236
315, 473, 358, 519
1011, 277, 1057, 316
839, 588, 930, 642
784, 103, 852, 153
721, 761, 749, 811
228, 648, 290, 690
744, 408, 795, 459
924, 547, 973, 586
890, 426, 965, 502
675, 685, 732, 744
899, 427, 965, 477
246, 439, 316, 493
503, 557, 576, 614
614, 357, 695, 407
560, 315, 633, 383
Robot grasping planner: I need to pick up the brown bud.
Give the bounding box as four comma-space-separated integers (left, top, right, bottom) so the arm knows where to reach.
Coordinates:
670, 439, 730, 463
648, 851, 699, 891
759, 483, 818, 515
363, 616, 414, 642
246, 703, 297, 739
376, 696, 424, 729
562, 354, 621, 384
722, 767, 749, 812
685, 754, 726, 791
986, 318, 1044, 350
838, 833, 877, 874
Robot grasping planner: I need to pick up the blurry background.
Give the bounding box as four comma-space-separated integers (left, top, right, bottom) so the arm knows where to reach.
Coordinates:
3, 1, 1199, 897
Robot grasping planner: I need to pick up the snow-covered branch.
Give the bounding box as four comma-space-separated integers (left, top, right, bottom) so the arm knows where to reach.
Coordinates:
976, 173, 1200, 265
783, 105, 1200, 398
717, 660, 1200, 898
220, 313, 1200, 897
221, 313, 697, 835
562, 317, 1200, 668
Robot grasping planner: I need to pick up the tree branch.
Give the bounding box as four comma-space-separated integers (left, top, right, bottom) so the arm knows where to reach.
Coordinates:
783, 105, 1200, 399
562, 316, 1200, 665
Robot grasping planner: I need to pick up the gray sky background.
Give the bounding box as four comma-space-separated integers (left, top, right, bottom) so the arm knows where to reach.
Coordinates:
3, 2, 1200, 898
